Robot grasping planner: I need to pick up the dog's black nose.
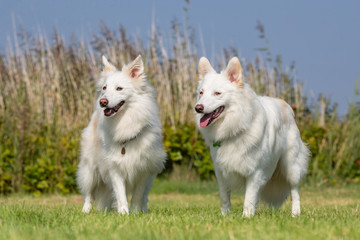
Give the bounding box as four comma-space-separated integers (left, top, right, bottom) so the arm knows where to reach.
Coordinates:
99, 98, 108, 107
195, 104, 204, 113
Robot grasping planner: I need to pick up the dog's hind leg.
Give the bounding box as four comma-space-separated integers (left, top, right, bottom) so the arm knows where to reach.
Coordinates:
82, 194, 93, 213
77, 163, 97, 213
260, 164, 290, 209
95, 181, 113, 212
130, 174, 152, 213
290, 185, 301, 217
81, 190, 95, 213
243, 172, 266, 217
280, 122, 310, 216
141, 175, 156, 212
109, 170, 129, 215
282, 140, 310, 217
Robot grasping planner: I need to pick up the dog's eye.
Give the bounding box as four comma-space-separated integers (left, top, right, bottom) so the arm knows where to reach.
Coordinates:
103, 86, 106, 91
199, 90, 203, 96
116, 87, 123, 91
214, 92, 221, 96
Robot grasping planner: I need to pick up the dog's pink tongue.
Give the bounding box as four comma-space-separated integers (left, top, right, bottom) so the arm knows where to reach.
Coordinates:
200, 113, 212, 127
104, 108, 113, 116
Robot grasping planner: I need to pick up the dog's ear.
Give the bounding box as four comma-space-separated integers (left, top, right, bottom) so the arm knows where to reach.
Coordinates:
198, 57, 215, 80
225, 57, 243, 86
102, 56, 117, 72
124, 55, 145, 80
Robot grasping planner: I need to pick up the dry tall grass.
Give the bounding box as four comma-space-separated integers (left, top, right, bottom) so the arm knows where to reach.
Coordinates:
0, 21, 307, 130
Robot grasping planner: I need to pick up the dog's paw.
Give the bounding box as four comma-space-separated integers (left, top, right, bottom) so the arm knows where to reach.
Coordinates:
118, 206, 129, 215
81, 202, 92, 213
221, 208, 230, 216
291, 209, 301, 217
242, 208, 255, 218
131, 206, 141, 214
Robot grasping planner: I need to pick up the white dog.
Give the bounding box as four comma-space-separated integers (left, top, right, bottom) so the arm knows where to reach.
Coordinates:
77, 55, 165, 214
194, 57, 310, 217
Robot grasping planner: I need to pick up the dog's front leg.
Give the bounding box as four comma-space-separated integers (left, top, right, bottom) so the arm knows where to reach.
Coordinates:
219, 187, 231, 216
243, 174, 262, 217
109, 170, 129, 215
215, 169, 231, 215
130, 174, 151, 213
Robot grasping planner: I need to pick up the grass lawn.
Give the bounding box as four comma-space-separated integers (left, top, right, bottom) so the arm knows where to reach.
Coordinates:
0, 180, 359, 240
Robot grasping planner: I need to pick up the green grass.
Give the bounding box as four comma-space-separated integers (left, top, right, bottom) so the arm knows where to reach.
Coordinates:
0, 180, 359, 240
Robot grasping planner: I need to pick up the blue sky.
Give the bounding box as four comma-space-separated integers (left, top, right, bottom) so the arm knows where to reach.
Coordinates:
1, 0, 359, 115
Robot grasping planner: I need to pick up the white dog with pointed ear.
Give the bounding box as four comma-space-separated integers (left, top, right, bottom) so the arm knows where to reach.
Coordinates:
194, 56, 310, 217
77, 55, 166, 214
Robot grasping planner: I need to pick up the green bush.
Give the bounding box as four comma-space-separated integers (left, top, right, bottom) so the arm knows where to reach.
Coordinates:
163, 123, 213, 179
0, 143, 15, 194
0, 119, 80, 195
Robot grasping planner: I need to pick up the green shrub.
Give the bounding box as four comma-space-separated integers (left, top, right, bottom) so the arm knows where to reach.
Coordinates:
0, 118, 81, 194
163, 123, 213, 179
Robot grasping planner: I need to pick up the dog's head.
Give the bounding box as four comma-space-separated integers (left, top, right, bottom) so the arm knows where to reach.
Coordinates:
195, 57, 244, 128
96, 55, 146, 117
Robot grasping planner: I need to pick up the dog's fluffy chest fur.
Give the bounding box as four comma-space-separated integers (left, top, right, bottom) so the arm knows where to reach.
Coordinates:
95, 117, 163, 183
208, 97, 290, 179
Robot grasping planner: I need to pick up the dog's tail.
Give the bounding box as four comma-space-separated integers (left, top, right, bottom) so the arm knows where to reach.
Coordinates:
260, 168, 290, 208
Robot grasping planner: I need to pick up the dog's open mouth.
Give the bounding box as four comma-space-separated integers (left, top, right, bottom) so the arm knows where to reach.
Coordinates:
200, 106, 225, 127
104, 101, 125, 117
